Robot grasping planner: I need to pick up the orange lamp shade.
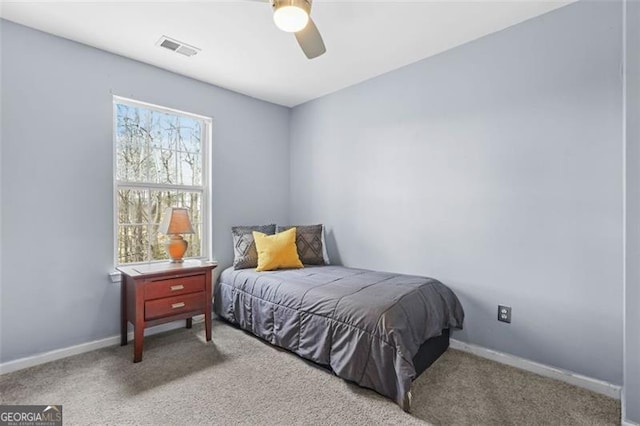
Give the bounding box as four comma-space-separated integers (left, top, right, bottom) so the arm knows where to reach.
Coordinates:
159, 207, 195, 235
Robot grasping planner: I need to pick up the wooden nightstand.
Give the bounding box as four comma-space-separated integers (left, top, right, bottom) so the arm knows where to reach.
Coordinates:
117, 260, 217, 362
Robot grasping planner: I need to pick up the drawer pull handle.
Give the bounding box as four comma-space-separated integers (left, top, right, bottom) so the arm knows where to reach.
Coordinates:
171, 302, 185, 309
170, 285, 184, 291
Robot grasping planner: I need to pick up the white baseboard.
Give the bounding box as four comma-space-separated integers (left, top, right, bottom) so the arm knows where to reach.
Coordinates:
0, 323, 624, 403
0, 316, 204, 375
450, 338, 621, 400
622, 388, 640, 425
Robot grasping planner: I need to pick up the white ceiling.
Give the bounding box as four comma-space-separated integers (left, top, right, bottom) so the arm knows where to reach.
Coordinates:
0, 0, 573, 107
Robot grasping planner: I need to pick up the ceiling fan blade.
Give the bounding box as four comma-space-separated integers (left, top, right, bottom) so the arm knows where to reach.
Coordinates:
295, 18, 326, 59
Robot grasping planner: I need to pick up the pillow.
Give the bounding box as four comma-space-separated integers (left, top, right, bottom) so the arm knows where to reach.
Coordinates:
232, 224, 276, 269
276, 224, 326, 265
253, 228, 304, 272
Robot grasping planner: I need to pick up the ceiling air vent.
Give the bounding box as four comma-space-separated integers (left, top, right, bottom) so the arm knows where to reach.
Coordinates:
156, 36, 200, 57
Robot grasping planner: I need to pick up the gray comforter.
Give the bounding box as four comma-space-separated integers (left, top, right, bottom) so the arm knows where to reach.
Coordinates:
214, 265, 464, 409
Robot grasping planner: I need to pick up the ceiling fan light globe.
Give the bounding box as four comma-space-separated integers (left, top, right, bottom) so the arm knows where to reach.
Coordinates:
273, 6, 309, 33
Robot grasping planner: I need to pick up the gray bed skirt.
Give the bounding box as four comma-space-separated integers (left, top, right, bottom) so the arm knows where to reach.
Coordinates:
214, 265, 464, 409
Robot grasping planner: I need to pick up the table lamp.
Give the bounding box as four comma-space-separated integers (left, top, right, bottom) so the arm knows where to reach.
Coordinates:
159, 207, 195, 263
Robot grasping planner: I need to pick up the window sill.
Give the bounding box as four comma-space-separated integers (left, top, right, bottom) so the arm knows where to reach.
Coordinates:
109, 271, 122, 284
109, 258, 217, 284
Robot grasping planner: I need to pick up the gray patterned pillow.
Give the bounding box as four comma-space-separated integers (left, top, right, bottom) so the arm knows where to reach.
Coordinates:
276, 224, 325, 265
232, 224, 276, 269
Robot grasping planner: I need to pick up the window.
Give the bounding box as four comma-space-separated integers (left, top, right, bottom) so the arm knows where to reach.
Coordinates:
113, 97, 211, 265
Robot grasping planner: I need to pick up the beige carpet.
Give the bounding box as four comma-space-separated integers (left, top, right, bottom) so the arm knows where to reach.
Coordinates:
0, 320, 619, 425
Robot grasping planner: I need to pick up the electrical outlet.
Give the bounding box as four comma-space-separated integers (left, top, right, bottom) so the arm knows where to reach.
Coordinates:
498, 305, 511, 323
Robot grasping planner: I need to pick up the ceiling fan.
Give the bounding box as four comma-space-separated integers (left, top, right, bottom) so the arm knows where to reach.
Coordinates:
252, 0, 326, 59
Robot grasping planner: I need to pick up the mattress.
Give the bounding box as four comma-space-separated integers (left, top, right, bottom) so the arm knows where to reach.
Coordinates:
214, 265, 464, 408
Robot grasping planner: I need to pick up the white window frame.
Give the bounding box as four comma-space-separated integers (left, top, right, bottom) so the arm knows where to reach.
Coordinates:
112, 95, 213, 266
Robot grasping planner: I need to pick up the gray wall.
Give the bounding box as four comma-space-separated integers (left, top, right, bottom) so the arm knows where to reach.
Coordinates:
289, 1, 624, 385
624, 0, 640, 421
0, 20, 290, 362
0, 18, 4, 363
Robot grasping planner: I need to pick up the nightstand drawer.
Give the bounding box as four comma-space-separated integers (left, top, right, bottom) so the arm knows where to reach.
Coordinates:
144, 274, 205, 300
145, 292, 206, 320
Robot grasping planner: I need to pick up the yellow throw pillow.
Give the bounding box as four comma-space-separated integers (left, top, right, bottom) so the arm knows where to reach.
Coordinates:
253, 228, 304, 272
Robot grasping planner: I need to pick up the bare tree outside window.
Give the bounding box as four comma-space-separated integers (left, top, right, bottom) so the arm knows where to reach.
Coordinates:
114, 99, 209, 265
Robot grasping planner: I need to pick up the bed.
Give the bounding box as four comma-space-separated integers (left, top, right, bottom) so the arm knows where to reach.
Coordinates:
214, 265, 464, 410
